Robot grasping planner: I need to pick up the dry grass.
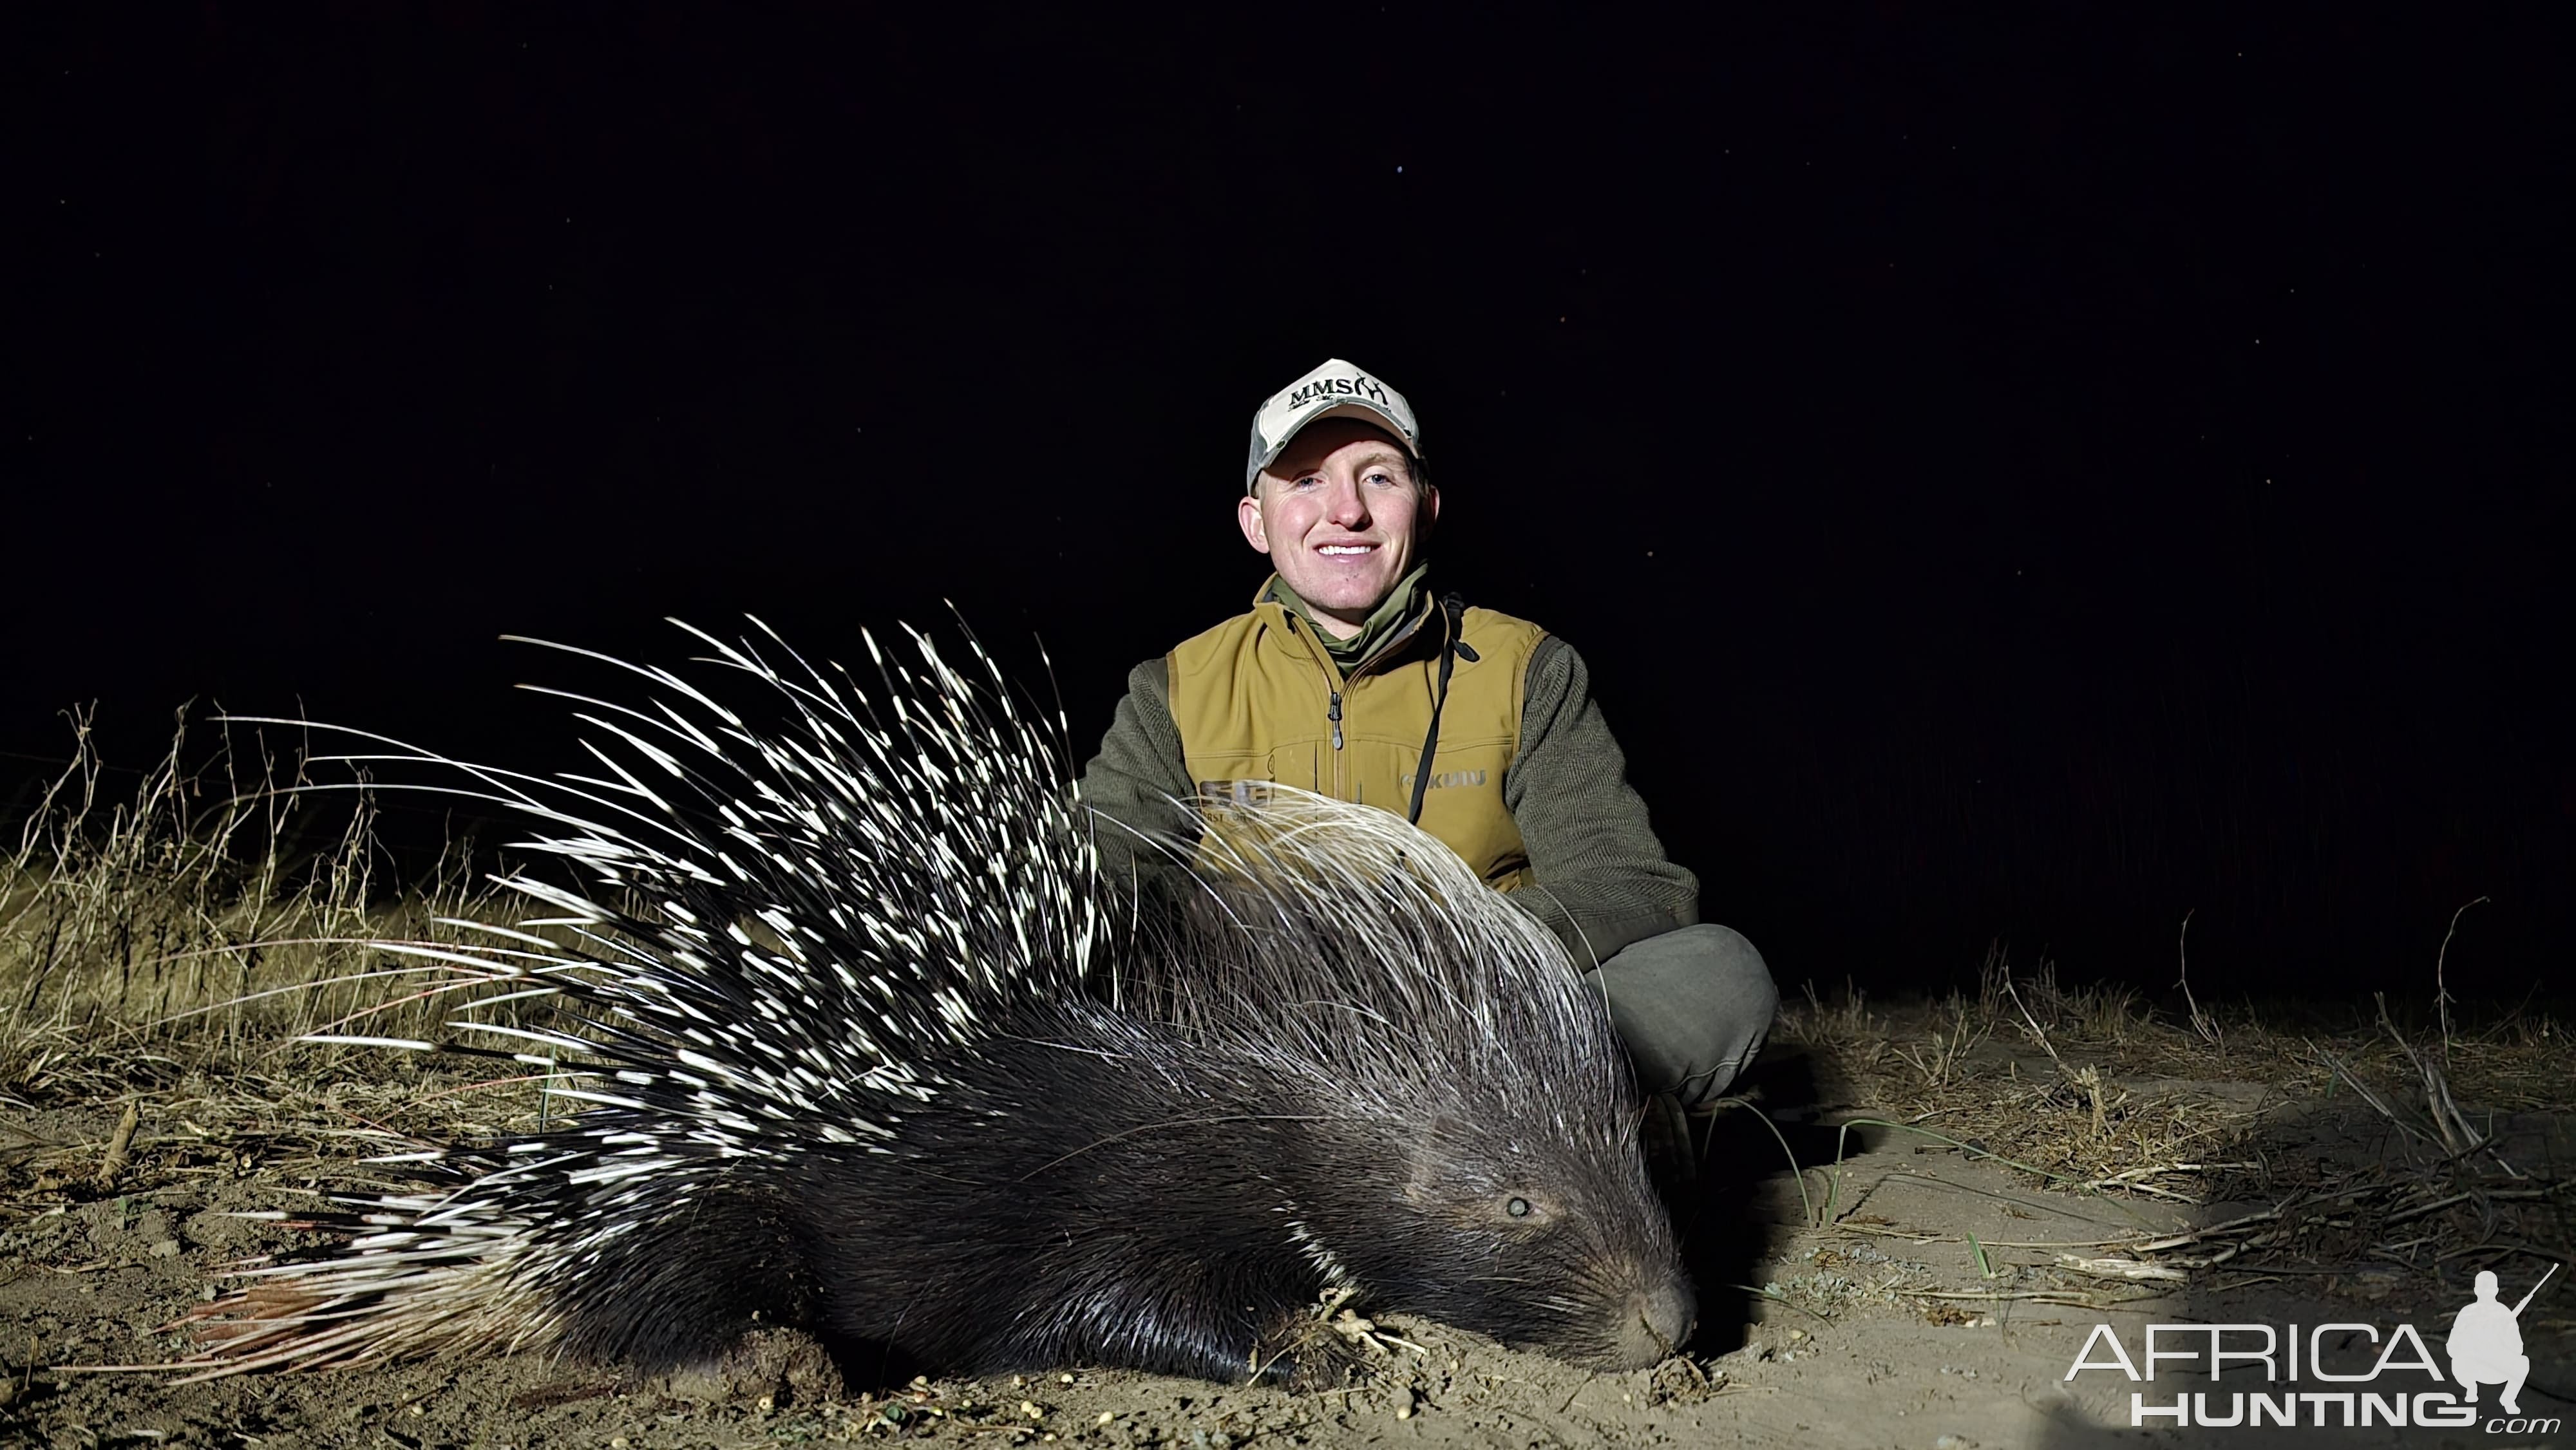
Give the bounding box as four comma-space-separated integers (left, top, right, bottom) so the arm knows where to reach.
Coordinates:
1776, 943, 2575, 1294
0, 711, 559, 1202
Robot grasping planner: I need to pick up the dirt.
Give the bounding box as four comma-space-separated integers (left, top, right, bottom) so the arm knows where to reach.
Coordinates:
3, 1040, 2569, 1449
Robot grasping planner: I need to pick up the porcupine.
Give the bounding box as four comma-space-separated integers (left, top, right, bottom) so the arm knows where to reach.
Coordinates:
189, 620, 1694, 1384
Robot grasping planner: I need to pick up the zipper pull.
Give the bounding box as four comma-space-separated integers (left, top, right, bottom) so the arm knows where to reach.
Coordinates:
1329, 690, 1343, 750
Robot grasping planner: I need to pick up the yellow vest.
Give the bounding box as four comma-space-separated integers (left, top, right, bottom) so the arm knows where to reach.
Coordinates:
1164, 587, 1549, 891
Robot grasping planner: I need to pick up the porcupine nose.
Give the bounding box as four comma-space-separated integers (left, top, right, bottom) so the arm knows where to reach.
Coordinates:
1608, 1278, 1698, 1369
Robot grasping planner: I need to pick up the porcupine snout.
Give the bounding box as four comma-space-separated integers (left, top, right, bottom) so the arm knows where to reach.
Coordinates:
1609, 1277, 1698, 1370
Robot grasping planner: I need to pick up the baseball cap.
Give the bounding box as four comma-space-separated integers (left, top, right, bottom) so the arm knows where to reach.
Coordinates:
1243, 358, 1423, 493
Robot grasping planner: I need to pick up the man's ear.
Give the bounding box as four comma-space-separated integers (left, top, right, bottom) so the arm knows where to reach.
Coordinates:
1418, 484, 1440, 541
1237, 492, 1273, 554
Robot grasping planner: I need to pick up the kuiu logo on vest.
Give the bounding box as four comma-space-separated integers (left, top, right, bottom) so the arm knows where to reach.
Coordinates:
1284, 375, 1389, 410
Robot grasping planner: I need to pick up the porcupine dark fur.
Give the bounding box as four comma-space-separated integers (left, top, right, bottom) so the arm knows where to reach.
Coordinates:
187, 621, 1694, 1384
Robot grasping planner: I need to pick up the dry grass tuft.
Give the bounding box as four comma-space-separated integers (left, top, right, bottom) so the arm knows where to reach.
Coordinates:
0, 712, 563, 1208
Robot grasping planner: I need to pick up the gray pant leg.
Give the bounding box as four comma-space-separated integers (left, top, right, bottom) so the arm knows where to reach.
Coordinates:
1581, 923, 1777, 1109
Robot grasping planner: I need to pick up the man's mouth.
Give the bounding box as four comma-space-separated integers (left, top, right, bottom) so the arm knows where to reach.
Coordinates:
1315, 543, 1378, 558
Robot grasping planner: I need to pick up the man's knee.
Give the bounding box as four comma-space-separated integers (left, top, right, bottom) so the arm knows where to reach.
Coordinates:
1584, 923, 1779, 1109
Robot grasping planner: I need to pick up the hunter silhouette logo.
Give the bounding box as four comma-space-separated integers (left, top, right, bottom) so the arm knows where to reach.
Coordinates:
2448, 1265, 2553, 1416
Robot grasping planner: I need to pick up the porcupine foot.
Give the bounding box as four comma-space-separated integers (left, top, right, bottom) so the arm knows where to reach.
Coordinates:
1247, 1302, 1370, 1389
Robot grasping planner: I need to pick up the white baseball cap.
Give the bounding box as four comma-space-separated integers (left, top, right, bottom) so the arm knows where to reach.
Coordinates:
1244, 358, 1423, 493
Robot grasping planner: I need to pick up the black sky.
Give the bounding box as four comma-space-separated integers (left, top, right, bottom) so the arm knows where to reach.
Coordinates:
9, 5, 2569, 997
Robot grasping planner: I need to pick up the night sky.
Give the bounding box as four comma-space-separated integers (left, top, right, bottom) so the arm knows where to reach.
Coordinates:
11, 7, 2569, 999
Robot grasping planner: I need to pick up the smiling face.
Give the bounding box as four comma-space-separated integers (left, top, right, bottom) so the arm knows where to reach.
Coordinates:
1238, 419, 1439, 639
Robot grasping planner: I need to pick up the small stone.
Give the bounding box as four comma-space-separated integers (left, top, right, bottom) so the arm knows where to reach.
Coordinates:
1097, 1412, 1117, 1425
609, 1440, 629, 1449
1935, 1436, 1980, 1449
150, 1239, 182, 1259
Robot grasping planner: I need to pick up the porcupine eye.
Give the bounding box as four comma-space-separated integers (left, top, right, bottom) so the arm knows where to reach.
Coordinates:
1493, 1192, 1560, 1229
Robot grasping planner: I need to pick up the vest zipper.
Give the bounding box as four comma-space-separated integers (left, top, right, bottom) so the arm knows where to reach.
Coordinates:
1288, 601, 1428, 786
1325, 606, 1423, 764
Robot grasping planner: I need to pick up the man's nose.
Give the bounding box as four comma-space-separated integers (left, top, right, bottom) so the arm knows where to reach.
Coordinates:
1323, 477, 1370, 527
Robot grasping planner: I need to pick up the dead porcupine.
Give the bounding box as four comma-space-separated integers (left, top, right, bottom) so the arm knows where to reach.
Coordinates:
187, 621, 1693, 1384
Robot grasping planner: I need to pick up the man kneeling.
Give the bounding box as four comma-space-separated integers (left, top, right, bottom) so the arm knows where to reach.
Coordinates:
1079, 359, 1777, 1163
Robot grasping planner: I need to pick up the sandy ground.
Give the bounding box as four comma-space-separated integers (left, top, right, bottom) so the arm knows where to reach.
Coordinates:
4, 1037, 2569, 1449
